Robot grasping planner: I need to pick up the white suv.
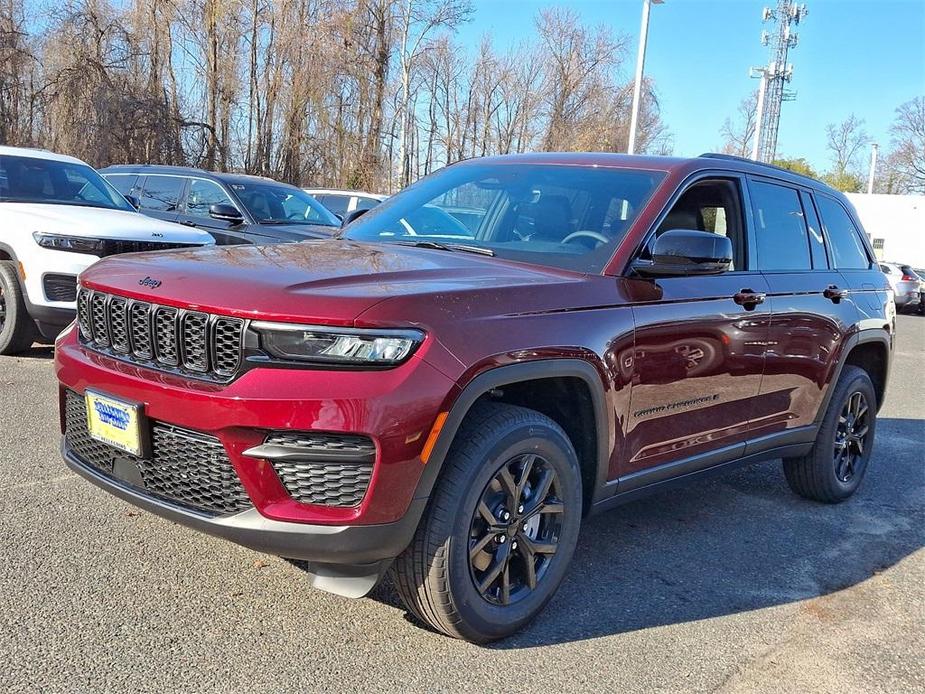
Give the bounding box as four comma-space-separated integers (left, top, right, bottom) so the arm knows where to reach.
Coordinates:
0, 146, 214, 354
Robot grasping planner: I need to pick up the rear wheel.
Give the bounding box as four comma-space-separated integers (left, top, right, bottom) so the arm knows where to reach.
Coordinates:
392, 402, 583, 643
0, 260, 37, 355
783, 365, 877, 503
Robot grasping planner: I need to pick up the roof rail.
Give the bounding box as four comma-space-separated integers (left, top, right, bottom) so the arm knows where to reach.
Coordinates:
698, 152, 821, 183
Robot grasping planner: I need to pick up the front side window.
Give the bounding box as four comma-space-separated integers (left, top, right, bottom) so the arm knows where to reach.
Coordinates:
230, 182, 340, 227
317, 194, 351, 217
186, 179, 235, 218
653, 178, 746, 270
0, 155, 134, 212
750, 180, 811, 271
344, 163, 665, 273
139, 175, 185, 212
104, 174, 138, 196
816, 196, 871, 270
354, 196, 382, 212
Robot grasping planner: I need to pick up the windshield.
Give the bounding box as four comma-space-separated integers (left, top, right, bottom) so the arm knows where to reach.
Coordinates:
228, 180, 340, 227
0, 154, 135, 211
343, 163, 665, 273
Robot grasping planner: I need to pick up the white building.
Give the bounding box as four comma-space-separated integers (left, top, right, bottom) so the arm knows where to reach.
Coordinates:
845, 193, 925, 268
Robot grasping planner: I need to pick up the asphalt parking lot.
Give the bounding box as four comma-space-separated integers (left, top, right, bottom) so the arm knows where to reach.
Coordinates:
1, 316, 922, 693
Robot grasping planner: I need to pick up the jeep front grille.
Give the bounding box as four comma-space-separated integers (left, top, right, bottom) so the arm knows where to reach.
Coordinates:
63, 390, 252, 516
76, 287, 244, 382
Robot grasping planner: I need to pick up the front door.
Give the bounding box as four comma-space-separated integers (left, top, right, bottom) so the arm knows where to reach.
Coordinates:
622, 176, 770, 480
135, 174, 186, 224
175, 178, 251, 244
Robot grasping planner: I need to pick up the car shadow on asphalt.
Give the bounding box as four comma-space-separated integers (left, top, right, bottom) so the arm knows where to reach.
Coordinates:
15, 344, 54, 360
361, 416, 924, 648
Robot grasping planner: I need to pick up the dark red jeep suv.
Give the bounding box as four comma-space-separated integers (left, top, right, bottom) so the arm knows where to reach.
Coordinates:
56, 153, 894, 642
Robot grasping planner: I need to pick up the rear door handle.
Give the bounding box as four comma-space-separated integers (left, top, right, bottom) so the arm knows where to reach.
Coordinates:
734, 289, 766, 309
823, 285, 849, 303
180, 220, 198, 227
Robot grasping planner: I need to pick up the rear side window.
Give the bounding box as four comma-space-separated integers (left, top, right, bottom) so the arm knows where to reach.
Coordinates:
139, 176, 184, 212
799, 191, 828, 269
105, 174, 137, 196
816, 196, 871, 270
750, 180, 811, 271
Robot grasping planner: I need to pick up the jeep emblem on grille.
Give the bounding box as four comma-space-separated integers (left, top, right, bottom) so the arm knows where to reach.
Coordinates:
139, 276, 162, 289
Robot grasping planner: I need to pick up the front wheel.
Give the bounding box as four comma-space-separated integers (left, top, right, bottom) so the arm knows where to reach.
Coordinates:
0, 260, 37, 355
783, 365, 877, 503
392, 402, 583, 643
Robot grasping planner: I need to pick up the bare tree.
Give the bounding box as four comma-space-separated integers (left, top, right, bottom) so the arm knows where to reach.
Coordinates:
825, 114, 870, 176
720, 91, 758, 157
535, 8, 625, 151
4, 0, 677, 190
885, 96, 925, 194
394, 0, 471, 187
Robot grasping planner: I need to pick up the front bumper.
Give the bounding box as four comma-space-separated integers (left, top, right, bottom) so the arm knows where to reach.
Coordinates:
22, 246, 97, 311
56, 326, 453, 524
63, 443, 425, 596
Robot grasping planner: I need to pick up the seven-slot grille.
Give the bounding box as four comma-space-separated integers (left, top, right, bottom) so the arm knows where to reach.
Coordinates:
63, 391, 251, 516
77, 287, 244, 381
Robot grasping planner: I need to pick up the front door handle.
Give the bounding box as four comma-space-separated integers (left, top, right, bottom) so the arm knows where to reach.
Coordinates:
180, 220, 198, 227
734, 289, 766, 310
823, 285, 849, 303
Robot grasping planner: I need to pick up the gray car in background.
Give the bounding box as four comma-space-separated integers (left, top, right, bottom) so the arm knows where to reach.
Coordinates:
880, 262, 923, 312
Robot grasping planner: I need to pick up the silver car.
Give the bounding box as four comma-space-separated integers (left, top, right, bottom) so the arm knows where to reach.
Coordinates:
880, 262, 923, 311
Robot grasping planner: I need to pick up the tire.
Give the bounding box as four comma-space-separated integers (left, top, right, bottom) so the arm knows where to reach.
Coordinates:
0, 260, 37, 355
392, 402, 583, 643
783, 365, 877, 503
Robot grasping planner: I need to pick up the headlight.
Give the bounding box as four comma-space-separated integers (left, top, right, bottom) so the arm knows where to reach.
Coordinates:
33, 232, 106, 255
251, 321, 425, 366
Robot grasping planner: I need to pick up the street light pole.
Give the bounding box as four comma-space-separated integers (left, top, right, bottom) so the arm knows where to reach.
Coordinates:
867, 143, 879, 194
628, 0, 663, 155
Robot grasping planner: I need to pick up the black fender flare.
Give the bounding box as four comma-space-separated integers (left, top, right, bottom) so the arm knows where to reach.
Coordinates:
411, 358, 613, 508
814, 327, 892, 424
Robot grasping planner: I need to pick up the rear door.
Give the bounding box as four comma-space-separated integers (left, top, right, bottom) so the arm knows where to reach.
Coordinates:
748, 178, 859, 446
814, 192, 893, 327
623, 175, 771, 479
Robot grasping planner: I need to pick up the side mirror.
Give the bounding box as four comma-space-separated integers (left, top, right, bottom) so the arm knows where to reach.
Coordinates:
342, 208, 370, 227
124, 195, 141, 210
633, 229, 733, 277
209, 203, 244, 224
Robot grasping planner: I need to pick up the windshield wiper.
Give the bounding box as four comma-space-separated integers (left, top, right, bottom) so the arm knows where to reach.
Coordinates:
396, 240, 495, 257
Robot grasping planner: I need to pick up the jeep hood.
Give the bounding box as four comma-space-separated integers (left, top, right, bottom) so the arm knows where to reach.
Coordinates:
3, 203, 214, 244
79, 239, 601, 324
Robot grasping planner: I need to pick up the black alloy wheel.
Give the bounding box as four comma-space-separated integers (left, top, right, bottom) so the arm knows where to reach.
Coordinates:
468, 453, 564, 606
783, 365, 877, 503
834, 391, 870, 483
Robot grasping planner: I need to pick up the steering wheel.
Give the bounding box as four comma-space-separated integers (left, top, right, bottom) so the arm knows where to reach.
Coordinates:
561, 230, 609, 246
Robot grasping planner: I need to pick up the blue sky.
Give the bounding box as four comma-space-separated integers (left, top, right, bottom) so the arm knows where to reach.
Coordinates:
458, 0, 925, 171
